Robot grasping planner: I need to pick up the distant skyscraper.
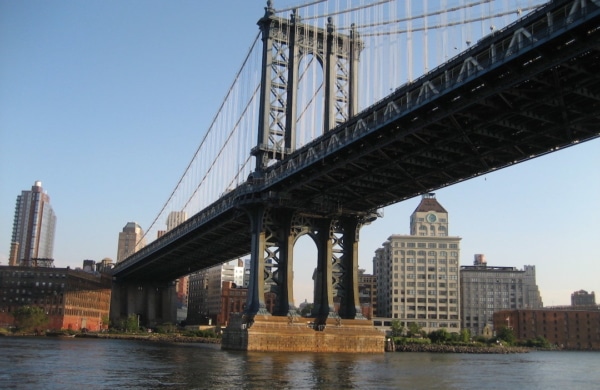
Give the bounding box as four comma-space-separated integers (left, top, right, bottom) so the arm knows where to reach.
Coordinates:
374, 193, 462, 333
9, 181, 57, 266
116, 222, 146, 262
166, 211, 187, 231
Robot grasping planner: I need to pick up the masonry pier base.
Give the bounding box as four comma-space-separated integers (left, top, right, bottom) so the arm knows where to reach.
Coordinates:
222, 314, 385, 353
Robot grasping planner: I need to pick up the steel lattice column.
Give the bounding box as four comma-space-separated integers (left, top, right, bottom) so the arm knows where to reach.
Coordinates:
245, 205, 270, 317
312, 217, 335, 320
252, 3, 363, 172
245, 206, 304, 320
335, 217, 365, 319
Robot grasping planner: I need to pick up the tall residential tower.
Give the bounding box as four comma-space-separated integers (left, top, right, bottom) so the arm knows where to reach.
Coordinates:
116, 222, 146, 263
9, 181, 57, 267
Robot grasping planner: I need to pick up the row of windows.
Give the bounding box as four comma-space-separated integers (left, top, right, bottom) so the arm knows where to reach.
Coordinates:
393, 250, 459, 256
396, 274, 459, 280
392, 242, 457, 248
401, 266, 458, 272
401, 290, 458, 296
404, 282, 458, 288
402, 266, 456, 272
0, 271, 67, 278
414, 217, 448, 223
428, 322, 459, 328
394, 297, 458, 303
1, 281, 66, 288
399, 255, 459, 262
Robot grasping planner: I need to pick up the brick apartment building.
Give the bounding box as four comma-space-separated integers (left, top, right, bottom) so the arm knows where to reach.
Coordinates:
0, 264, 112, 331
494, 308, 600, 350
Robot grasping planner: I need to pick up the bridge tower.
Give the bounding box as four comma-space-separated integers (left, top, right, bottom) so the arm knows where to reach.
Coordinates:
222, 3, 383, 351
242, 2, 373, 327
251, 1, 362, 170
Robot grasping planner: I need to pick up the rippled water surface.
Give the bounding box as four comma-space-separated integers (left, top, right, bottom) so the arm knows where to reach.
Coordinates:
1, 337, 599, 389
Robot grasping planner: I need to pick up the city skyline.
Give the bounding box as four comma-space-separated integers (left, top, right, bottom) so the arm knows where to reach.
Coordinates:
1, 1, 598, 307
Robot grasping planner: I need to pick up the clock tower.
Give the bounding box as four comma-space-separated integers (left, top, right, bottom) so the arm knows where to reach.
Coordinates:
410, 193, 449, 237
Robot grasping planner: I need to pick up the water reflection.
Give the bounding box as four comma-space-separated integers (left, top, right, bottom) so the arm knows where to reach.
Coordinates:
1, 337, 599, 390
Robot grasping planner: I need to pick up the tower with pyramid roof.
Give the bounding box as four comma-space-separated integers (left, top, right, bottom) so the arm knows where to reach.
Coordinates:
373, 193, 461, 334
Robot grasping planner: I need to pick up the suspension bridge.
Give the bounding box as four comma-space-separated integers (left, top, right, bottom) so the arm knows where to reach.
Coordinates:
110, 0, 600, 350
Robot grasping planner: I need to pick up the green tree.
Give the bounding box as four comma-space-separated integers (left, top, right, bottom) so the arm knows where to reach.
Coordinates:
390, 319, 404, 337
123, 314, 140, 333
428, 328, 451, 344
101, 314, 110, 329
300, 304, 314, 317
459, 329, 471, 343
526, 335, 551, 348
408, 322, 423, 337
496, 326, 516, 345
12, 306, 48, 332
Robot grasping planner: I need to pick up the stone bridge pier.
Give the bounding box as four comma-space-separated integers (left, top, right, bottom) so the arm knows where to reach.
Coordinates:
110, 279, 177, 329
221, 205, 384, 352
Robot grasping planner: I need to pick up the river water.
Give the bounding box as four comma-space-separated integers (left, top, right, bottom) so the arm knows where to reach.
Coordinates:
1, 336, 599, 389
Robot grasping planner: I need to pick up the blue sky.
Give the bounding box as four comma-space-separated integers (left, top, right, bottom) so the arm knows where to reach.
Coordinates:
1, 0, 598, 307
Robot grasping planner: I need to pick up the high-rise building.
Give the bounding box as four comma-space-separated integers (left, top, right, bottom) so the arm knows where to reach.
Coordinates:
9, 181, 57, 267
460, 254, 543, 337
374, 193, 461, 333
187, 259, 245, 326
166, 211, 187, 231
571, 290, 596, 307
116, 222, 146, 263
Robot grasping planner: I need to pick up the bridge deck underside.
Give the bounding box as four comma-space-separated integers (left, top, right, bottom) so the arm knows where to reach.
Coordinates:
114, 5, 599, 282
115, 209, 252, 281
269, 17, 599, 214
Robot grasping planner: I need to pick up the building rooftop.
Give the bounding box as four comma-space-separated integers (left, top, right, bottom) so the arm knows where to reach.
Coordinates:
413, 193, 448, 213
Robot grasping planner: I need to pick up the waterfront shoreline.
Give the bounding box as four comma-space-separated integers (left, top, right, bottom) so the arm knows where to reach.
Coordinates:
77, 332, 221, 344
393, 343, 530, 354
1, 332, 568, 353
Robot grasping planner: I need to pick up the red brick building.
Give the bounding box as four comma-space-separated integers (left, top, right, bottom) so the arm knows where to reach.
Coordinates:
218, 281, 276, 327
0, 265, 112, 331
494, 308, 600, 350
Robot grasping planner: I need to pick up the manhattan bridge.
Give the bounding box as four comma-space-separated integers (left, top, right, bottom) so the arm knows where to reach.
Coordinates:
110, 0, 600, 339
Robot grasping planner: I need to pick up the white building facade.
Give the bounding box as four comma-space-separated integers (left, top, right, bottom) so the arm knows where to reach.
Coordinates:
460, 254, 543, 337
374, 193, 461, 333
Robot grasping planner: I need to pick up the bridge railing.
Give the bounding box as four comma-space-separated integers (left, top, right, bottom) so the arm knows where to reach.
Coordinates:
259, 0, 598, 189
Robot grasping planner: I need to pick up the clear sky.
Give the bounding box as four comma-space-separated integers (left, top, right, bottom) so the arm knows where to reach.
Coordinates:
1, 0, 598, 308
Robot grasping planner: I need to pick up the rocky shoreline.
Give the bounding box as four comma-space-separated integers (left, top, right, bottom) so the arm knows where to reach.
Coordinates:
83, 334, 528, 353
77, 333, 221, 344
5, 332, 535, 353
393, 343, 530, 353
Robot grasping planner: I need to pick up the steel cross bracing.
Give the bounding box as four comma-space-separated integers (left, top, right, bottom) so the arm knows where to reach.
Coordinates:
113, 0, 600, 287
252, 3, 362, 171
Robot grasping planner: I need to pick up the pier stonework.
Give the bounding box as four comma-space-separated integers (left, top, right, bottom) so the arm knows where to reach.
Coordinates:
222, 314, 385, 353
